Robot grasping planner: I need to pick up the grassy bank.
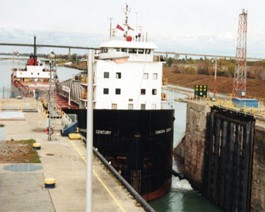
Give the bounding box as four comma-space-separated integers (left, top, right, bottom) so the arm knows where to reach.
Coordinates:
0, 139, 41, 163
163, 66, 265, 99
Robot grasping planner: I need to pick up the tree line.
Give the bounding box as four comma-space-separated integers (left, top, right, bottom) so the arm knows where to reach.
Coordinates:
166, 57, 265, 80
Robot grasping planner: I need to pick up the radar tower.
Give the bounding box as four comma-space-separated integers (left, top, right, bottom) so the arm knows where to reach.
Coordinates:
233, 9, 248, 97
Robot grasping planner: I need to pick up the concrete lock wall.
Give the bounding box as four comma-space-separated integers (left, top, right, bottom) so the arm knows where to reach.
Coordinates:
251, 125, 265, 211
184, 100, 265, 211
184, 100, 211, 191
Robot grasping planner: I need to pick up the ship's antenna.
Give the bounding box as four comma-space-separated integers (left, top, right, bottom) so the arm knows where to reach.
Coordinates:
109, 18, 113, 40
123, 3, 130, 37
135, 12, 138, 35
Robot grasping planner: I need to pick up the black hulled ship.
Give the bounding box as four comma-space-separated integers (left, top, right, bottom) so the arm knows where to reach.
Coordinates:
59, 4, 174, 201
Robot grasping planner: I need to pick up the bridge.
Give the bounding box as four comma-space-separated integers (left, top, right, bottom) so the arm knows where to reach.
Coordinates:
0, 42, 264, 61
0, 42, 98, 58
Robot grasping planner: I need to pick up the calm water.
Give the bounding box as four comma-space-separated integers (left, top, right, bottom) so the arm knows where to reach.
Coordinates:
150, 90, 222, 212
0, 56, 221, 212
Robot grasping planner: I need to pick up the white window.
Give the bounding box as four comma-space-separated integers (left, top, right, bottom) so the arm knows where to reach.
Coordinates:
152, 104, 156, 109
121, 48, 127, 53
104, 72, 109, 78
141, 104, 146, 110
138, 49, 144, 54
153, 73, 158, 80
112, 104, 117, 109
128, 104, 133, 109
145, 49, 151, 54
143, 73, 149, 79
115, 88, 121, 95
101, 48, 108, 53
116, 72, 121, 79
129, 48, 137, 54
103, 88, 109, 95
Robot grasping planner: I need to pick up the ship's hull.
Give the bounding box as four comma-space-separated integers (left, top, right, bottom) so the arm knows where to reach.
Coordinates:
11, 72, 51, 98
11, 82, 49, 98
63, 108, 174, 201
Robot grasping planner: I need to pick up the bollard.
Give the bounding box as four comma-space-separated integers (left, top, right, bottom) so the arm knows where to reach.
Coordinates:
32, 143, 41, 150
44, 178, 56, 188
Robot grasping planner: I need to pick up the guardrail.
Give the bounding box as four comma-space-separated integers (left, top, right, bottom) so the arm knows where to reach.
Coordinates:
93, 147, 155, 212
0, 98, 40, 112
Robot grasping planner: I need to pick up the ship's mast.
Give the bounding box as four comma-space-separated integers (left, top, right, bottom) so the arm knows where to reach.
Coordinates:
123, 3, 129, 38
34, 36, 37, 58
109, 18, 113, 40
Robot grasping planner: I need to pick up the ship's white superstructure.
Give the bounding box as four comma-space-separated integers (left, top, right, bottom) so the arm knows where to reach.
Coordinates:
93, 40, 163, 110
11, 37, 57, 98
13, 65, 50, 79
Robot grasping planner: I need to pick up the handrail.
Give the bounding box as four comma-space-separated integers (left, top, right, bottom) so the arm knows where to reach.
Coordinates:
93, 147, 155, 212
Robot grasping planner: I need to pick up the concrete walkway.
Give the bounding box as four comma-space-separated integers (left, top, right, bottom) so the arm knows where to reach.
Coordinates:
0, 110, 144, 212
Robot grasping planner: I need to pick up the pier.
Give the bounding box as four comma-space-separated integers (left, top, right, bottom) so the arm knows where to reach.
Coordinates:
0, 98, 147, 211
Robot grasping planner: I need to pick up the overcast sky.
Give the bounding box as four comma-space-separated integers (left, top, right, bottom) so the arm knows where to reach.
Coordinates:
0, 0, 264, 57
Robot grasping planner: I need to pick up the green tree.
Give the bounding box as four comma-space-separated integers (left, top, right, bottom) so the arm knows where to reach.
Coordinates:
166, 57, 173, 67
71, 53, 77, 62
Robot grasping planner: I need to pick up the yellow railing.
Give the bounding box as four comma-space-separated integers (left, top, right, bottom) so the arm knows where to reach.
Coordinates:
80, 91, 87, 100
80, 76, 88, 84
189, 96, 265, 119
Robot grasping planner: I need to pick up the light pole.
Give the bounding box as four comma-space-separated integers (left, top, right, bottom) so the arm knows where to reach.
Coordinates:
48, 51, 56, 141
212, 58, 218, 101
86, 49, 94, 212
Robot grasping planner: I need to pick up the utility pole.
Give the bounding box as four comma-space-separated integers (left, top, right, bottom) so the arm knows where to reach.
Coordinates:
213, 58, 217, 100
86, 49, 94, 212
109, 18, 113, 40
48, 51, 56, 141
233, 9, 248, 97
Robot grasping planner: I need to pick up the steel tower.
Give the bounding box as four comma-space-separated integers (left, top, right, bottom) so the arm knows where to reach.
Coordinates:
233, 9, 248, 97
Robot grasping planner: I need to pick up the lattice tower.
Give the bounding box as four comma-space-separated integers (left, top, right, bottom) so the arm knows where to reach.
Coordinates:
233, 9, 248, 97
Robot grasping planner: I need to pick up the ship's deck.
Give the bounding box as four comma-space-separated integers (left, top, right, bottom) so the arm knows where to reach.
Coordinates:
55, 92, 79, 109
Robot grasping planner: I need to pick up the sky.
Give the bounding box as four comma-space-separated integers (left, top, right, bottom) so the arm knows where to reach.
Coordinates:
0, 0, 265, 57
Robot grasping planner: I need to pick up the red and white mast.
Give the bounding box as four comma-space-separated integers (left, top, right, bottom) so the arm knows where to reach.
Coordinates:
233, 9, 248, 97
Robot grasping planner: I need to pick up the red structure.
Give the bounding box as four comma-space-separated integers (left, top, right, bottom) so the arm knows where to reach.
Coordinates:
233, 9, 248, 97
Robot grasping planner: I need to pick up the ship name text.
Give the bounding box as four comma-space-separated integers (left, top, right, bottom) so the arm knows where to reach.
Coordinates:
155, 128, 172, 135
96, 130, 112, 135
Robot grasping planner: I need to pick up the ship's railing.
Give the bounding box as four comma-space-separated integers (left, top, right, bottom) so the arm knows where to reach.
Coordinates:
57, 79, 86, 105
80, 91, 87, 100
61, 112, 72, 126
92, 147, 155, 212
80, 75, 88, 84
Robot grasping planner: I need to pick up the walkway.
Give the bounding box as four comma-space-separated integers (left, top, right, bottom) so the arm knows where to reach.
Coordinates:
0, 108, 144, 211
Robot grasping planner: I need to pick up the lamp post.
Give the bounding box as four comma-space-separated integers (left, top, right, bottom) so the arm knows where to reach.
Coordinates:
86, 49, 94, 212
48, 51, 56, 141
212, 58, 218, 101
